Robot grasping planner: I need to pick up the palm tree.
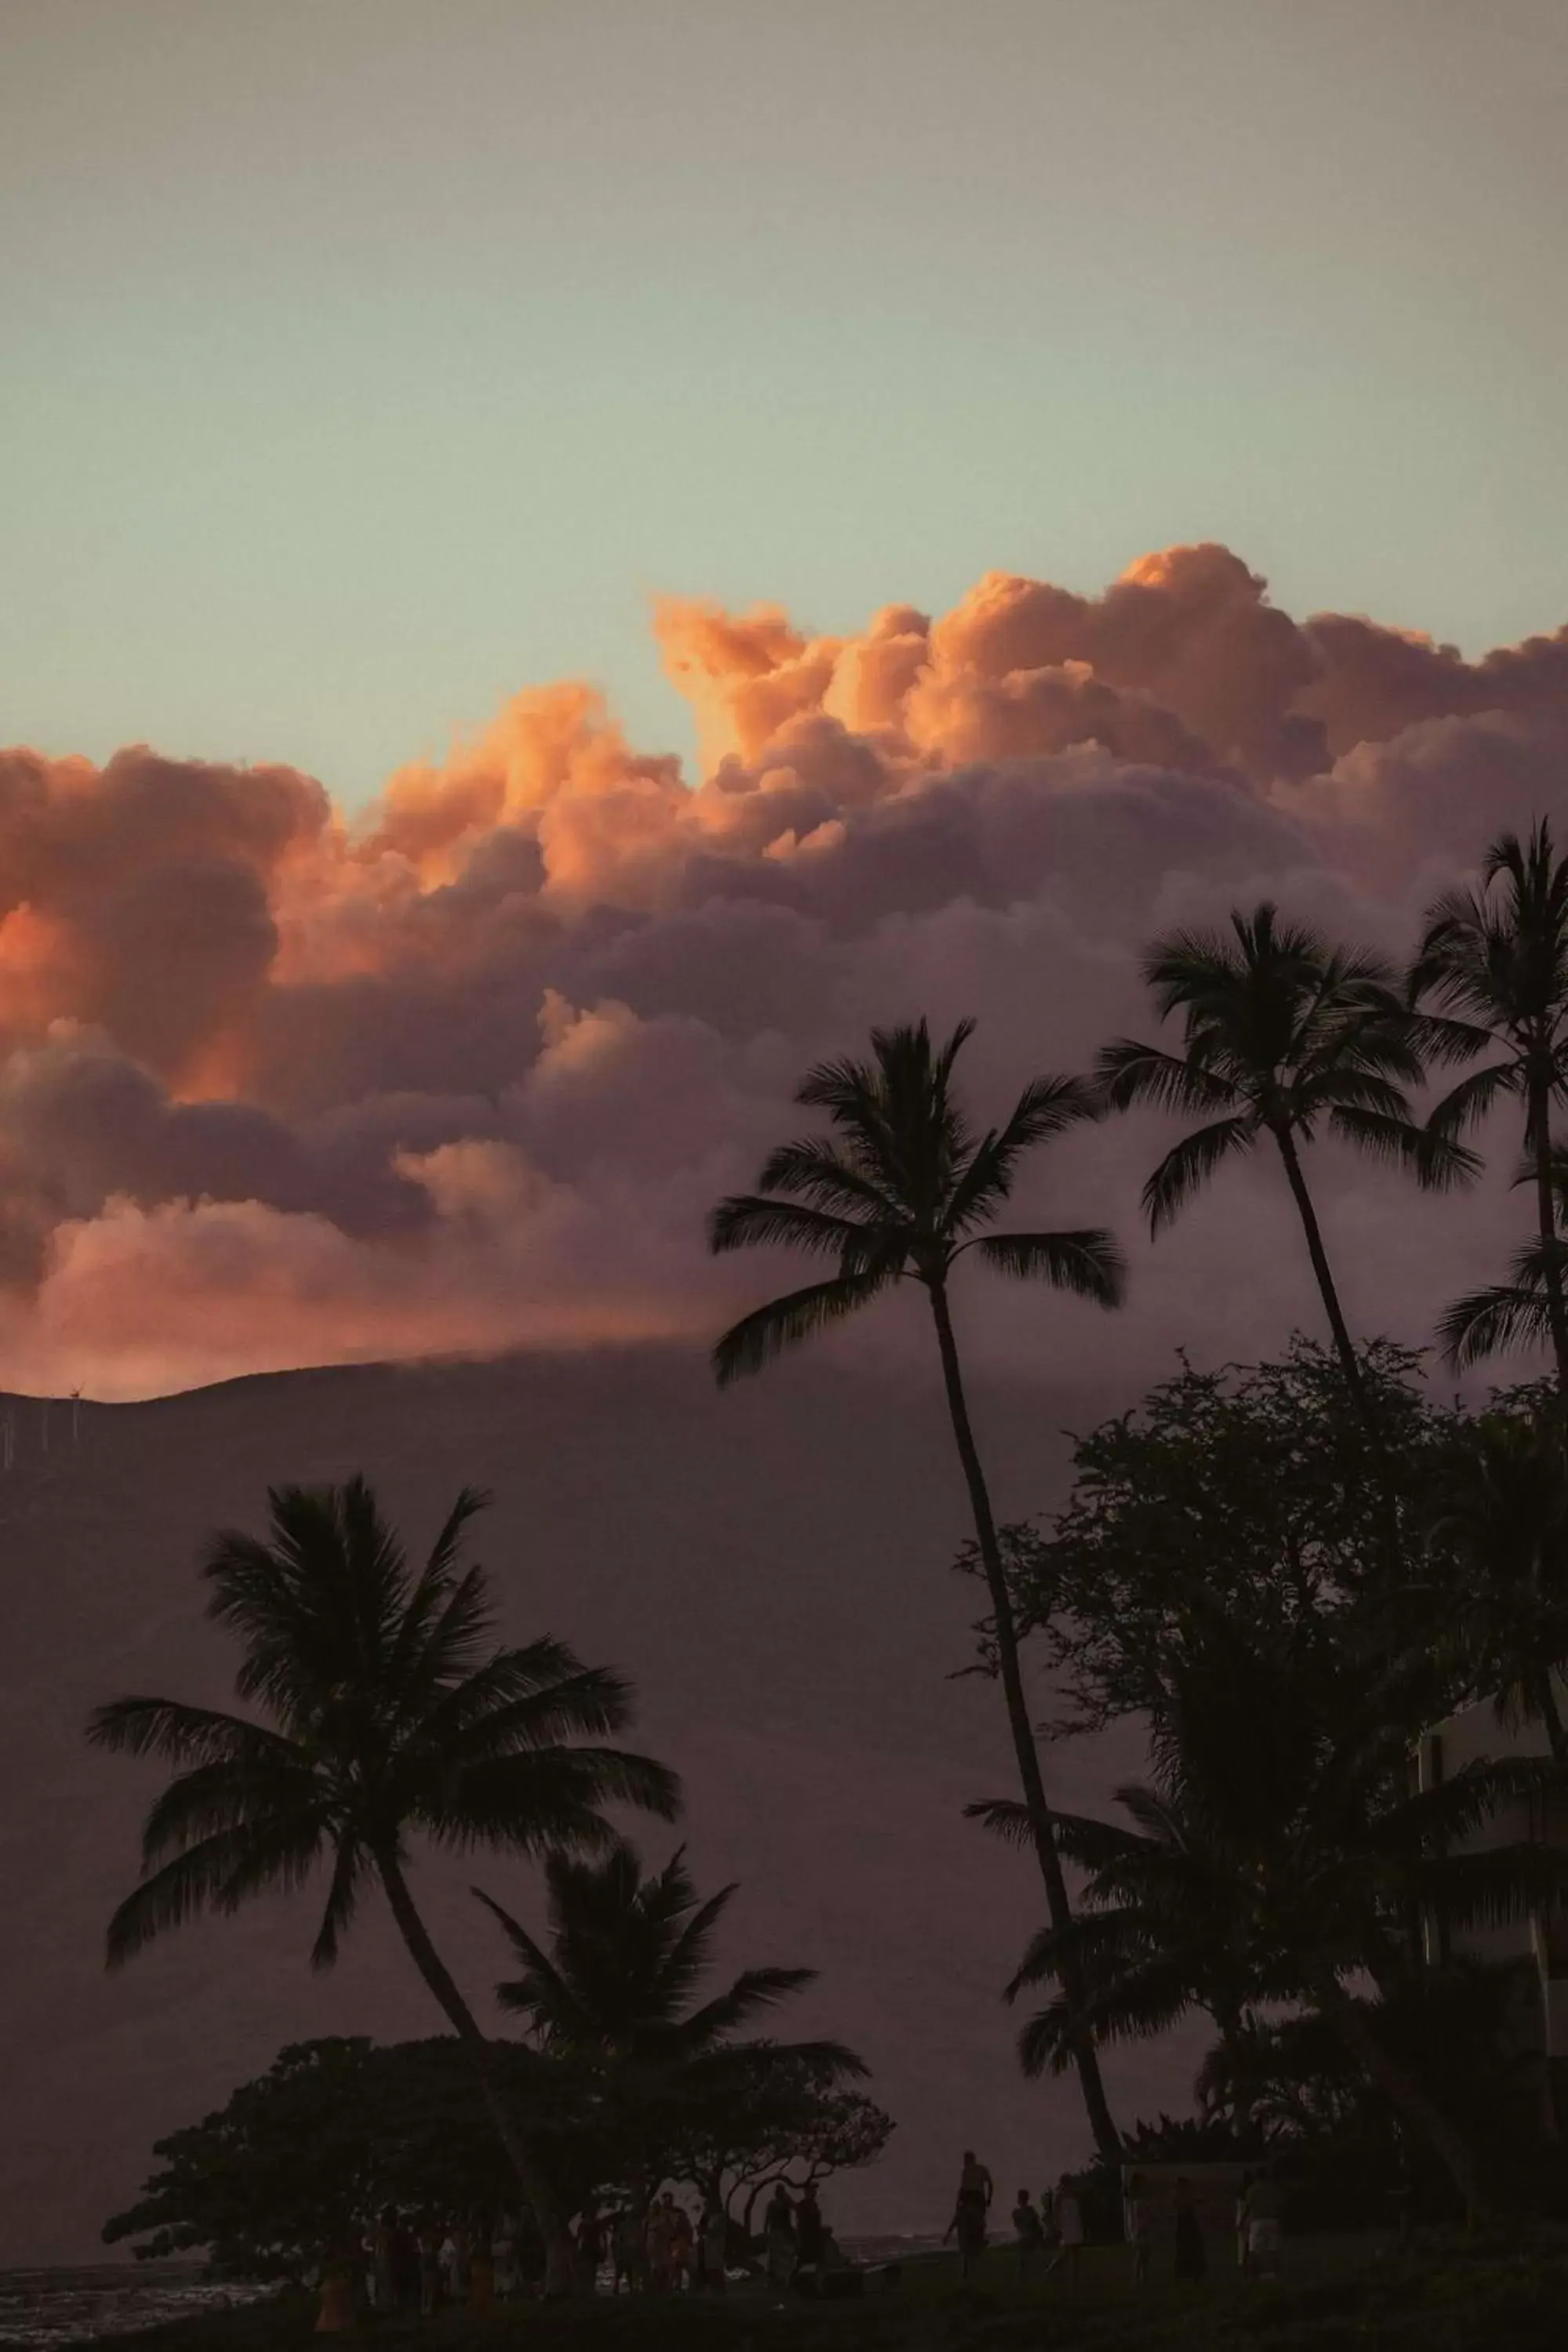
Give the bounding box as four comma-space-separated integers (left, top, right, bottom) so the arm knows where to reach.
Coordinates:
1098, 904, 1474, 1419
707, 1015, 1126, 2158
1438, 1156, 1568, 1374
86, 1477, 680, 2290
1428, 1410, 1568, 1766
477, 1841, 856, 2074
973, 1613, 1567, 2220
1413, 821, 1568, 1392
477, 1842, 862, 2201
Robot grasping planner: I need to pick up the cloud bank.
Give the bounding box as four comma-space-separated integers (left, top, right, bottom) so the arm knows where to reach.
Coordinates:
6, 543, 1568, 1399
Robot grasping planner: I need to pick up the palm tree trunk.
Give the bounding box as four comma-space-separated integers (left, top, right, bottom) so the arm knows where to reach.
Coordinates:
376, 1848, 575, 2294
1312, 1976, 1497, 2223
1529, 1668, 1568, 1766
1528, 1075, 1568, 1396
926, 1276, 1121, 2162
1272, 1127, 1370, 1420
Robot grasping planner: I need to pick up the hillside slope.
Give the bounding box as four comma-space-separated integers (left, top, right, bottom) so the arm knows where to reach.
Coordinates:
0, 1343, 1188, 2263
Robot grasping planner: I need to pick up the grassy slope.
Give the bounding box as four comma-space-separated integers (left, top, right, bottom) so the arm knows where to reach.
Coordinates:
75, 2238, 1568, 2352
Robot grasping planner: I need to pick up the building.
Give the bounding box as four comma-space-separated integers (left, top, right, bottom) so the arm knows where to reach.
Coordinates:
1414, 1689, 1568, 2135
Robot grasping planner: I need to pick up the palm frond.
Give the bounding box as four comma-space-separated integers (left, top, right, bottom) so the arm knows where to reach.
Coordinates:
1094, 1040, 1240, 1118
1422, 1840, 1568, 1932
710, 1270, 895, 1386
1439, 1282, 1556, 1371
1425, 1061, 1522, 1138
707, 1194, 891, 1263
751, 1141, 904, 1224
1329, 1107, 1482, 1192
385, 1488, 494, 1694
414, 1653, 634, 1763
137, 1757, 325, 1867
85, 1697, 301, 1770
944, 1076, 1105, 1237
963, 1798, 1033, 1846
967, 1229, 1127, 1307
1141, 1116, 1257, 1233
676, 1966, 818, 2046
418, 1745, 681, 1853
105, 1819, 326, 1968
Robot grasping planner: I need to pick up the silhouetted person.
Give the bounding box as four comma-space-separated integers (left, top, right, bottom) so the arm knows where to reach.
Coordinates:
795, 2183, 826, 2289
1241, 2170, 1283, 2279
764, 2186, 797, 2299
390, 2216, 419, 2314
1174, 2177, 1207, 2283
611, 2205, 641, 2294
1011, 2187, 1044, 2278
577, 2205, 605, 2293
1044, 2175, 1083, 2286
1234, 2169, 1253, 2278
1124, 2173, 1151, 2286
944, 2149, 992, 2281
646, 2196, 673, 2293
699, 2197, 728, 2293
668, 2201, 695, 2292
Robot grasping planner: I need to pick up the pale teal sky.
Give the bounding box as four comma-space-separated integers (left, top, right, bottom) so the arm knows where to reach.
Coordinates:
3, 0, 1566, 805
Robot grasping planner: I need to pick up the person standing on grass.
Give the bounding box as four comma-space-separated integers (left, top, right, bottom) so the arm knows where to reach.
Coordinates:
611, 2205, 641, 2294
646, 2195, 673, 2293
370, 2206, 395, 2314
764, 2185, 797, 2300
1243, 2172, 1283, 2281
469, 2217, 495, 2312
491, 2212, 518, 2303
1173, 2178, 1207, 2283
1124, 2174, 1151, 2286
1044, 2176, 1084, 2286
577, 2205, 605, 2293
1235, 2172, 1253, 2278
944, 2149, 993, 2284
1011, 2187, 1045, 2278
669, 2201, 695, 2291
795, 2183, 826, 2291
418, 2221, 441, 2316
699, 2197, 728, 2293
391, 2213, 420, 2314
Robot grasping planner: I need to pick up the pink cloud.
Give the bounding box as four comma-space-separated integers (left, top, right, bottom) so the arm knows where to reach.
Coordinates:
2, 543, 1566, 1399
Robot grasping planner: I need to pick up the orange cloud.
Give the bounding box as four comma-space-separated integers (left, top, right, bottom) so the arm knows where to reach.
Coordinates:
4, 545, 1568, 1398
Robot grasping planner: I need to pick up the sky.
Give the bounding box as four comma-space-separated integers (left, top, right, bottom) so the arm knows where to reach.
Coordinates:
3, 0, 1567, 802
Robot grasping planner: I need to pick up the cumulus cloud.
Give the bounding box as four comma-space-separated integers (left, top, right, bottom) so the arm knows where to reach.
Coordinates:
5, 544, 1568, 1399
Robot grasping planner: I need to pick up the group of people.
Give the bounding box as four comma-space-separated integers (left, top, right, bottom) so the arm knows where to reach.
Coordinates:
946, 2151, 1286, 2289
363, 2209, 523, 2315
354, 2192, 734, 2311
944, 2152, 1085, 2286
604, 2190, 730, 2293
756, 2180, 847, 2297
1128, 2169, 1285, 2286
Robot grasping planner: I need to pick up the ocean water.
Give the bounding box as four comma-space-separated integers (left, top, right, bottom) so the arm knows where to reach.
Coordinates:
1, 2241, 949, 2346
0, 2268, 272, 2350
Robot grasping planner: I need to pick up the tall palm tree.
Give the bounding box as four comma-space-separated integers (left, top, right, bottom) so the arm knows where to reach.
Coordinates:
1098, 904, 1473, 1419
86, 1477, 680, 2290
1428, 1411, 1568, 1766
707, 1015, 1126, 2158
974, 1614, 1567, 2220
1413, 821, 1568, 1392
